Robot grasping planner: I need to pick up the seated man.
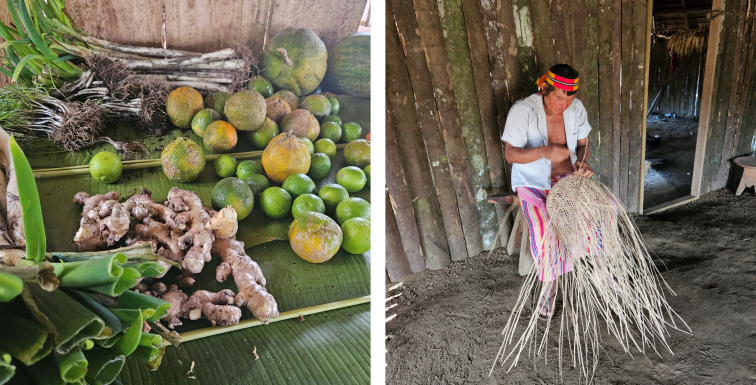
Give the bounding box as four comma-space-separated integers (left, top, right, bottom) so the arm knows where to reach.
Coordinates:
499, 64, 593, 317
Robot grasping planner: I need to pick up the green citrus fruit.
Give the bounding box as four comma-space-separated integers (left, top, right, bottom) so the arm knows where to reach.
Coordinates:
240, 173, 270, 195
204, 92, 231, 118
289, 211, 343, 263
282, 173, 316, 198
314, 138, 337, 158
292, 193, 326, 218
320, 122, 342, 142
248, 118, 279, 149
191, 108, 222, 137
272, 90, 298, 109
299, 137, 314, 155
237, 159, 264, 179
341, 217, 370, 254
335, 197, 371, 225
247, 75, 274, 97
322, 115, 342, 125
166, 87, 204, 129
300, 94, 332, 120
363, 164, 371, 186
336, 166, 367, 192
341, 122, 363, 142
203, 120, 238, 154
214, 155, 238, 178
308, 153, 331, 179
343, 139, 370, 168
89, 151, 123, 184
326, 96, 340, 115
260, 187, 293, 219
161, 137, 205, 182
318, 183, 349, 214
211, 177, 255, 220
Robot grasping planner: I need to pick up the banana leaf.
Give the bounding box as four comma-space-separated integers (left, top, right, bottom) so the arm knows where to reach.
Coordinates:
25, 96, 371, 384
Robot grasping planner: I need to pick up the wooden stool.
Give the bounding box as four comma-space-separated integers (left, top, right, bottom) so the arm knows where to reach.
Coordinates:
734, 156, 756, 196
493, 196, 533, 276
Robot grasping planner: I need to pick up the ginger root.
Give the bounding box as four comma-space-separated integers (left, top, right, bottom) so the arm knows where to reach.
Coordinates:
73, 192, 129, 251
159, 286, 241, 328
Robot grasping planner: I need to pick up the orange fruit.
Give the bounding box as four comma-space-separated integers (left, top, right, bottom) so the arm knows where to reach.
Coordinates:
261, 132, 312, 183
265, 96, 292, 123
289, 211, 343, 263
161, 137, 205, 182
166, 87, 204, 129
203, 120, 238, 154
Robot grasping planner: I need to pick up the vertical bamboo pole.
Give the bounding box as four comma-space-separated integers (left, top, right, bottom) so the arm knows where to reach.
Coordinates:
409, 0, 485, 257
385, 113, 427, 274
436, 0, 499, 250
385, 192, 413, 282
388, 1, 470, 261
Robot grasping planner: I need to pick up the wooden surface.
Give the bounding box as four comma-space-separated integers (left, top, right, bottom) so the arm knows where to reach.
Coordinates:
386, 192, 413, 282
734, 156, 756, 168
386, 36, 451, 271
691, 0, 724, 197
385, 112, 429, 274
66, 0, 163, 48
412, 0, 484, 257
268, 0, 366, 51
164, 0, 269, 54
386, 2, 470, 261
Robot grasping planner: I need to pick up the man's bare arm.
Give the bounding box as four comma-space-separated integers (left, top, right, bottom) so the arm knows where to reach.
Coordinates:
504, 142, 571, 164
573, 137, 594, 178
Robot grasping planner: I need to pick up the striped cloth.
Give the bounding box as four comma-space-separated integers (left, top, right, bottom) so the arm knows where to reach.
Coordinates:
517, 175, 572, 282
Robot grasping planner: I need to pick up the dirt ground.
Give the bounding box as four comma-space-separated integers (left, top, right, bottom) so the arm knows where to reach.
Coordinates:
386, 188, 756, 385
644, 116, 699, 210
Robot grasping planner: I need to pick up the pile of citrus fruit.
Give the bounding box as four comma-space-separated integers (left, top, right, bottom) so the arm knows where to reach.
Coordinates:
161, 73, 372, 264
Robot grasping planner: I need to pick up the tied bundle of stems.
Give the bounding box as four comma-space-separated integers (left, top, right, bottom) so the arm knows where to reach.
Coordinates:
1, 0, 254, 92
667, 27, 708, 56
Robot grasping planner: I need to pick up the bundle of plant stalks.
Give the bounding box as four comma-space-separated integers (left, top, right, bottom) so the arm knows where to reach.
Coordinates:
491, 175, 690, 383
667, 27, 708, 56
0, 84, 147, 153
0, 0, 255, 94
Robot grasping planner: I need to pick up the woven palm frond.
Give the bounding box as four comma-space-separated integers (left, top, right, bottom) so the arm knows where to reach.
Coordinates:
491, 175, 690, 383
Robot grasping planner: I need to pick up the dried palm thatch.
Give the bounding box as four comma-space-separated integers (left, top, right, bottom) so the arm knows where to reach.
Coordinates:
491, 175, 690, 383
667, 27, 708, 56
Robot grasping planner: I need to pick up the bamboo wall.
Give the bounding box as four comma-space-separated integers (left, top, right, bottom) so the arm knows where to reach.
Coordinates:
647, 39, 706, 119
386, 0, 652, 281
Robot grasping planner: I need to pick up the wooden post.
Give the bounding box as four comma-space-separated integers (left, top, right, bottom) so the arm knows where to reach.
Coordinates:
529, 0, 556, 76
715, 0, 750, 189
385, 111, 429, 273
461, 0, 509, 248
436, 0, 500, 250
691, 0, 725, 197
619, 0, 633, 207
511, 0, 540, 97
638, 0, 653, 213
700, 0, 743, 193
736, 19, 756, 156
598, 0, 615, 187
611, 0, 622, 195
385, 192, 413, 282
627, 0, 648, 213
411, 0, 486, 257
388, 0, 470, 261
551, 0, 571, 64
499, 0, 525, 103
386, 90, 451, 269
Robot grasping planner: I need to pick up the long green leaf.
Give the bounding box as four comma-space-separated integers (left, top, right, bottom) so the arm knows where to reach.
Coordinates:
55, 253, 128, 287
0, 271, 23, 302
55, 347, 87, 382
16, 0, 61, 66
62, 289, 127, 348
116, 290, 170, 323
0, 311, 52, 365
110, 309, 142, 356
83, 346, 125, 385
5, 0, 26, 39
9, 135, 45, 262
10, 53, 44, 82
0, 356, 14, 385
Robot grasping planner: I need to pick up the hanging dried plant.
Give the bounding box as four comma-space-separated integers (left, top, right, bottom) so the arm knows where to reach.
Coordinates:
667, 27, 708, 56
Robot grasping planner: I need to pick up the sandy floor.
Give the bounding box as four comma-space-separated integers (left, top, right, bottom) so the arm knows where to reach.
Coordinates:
386, 188, 756, 384
644, 117, 699, 210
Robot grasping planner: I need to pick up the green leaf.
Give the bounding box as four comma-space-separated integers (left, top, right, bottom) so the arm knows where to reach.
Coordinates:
55, 347, 87, 383
0, 271, 23, 302
0, 357, 14, 385
9, 135, 45, 262
0, 310, 53, 365
109, 309, 142, 357
116, 290, 170, 323
83, 345, 125, 385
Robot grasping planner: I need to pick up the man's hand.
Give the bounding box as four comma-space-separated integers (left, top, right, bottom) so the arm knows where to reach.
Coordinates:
541, 144, 571, 162
573, 160, 594, 178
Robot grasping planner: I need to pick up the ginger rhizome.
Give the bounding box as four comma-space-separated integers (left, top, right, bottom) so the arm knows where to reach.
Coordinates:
72, 187, 278, 327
